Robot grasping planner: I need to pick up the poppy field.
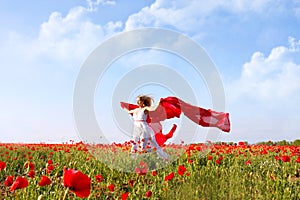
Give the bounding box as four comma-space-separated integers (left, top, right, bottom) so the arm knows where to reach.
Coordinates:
0, 141, 300, 199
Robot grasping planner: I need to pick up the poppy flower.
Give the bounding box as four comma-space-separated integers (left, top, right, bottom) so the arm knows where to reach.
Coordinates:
10, 176, 28, 192
296, 156, 300, 163
145, 190, 152, 198
24, 161, 35, 170
128, 180, 135, 187
245, 160, 251, 165
178, 165, 187, 176
274, 156, 280, 161
215, 159, 221, 165
135, 161, 148, 175
164, 172, 174, 181
95, 174, 103, 182
27, 169, 35, 178
0, 161, 6, 170
207, 155, 213, 160
122, 192, 129, 200
38, 176, 51, 187
281, 155, 290, 162
152, 171, 157, 176
107, 184, 115, 192
47, 164, 55, 174
63, 167, 91, 198
4, 175, 14, 187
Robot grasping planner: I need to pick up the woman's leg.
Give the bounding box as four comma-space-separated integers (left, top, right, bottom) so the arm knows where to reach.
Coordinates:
149, 137, 169, 160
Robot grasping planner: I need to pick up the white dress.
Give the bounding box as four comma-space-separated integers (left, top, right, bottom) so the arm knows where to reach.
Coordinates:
132, 107, 153, 139
131, 107, 168, 160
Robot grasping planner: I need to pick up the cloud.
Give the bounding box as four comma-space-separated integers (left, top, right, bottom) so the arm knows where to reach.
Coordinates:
229, 37, 300, 102
124, 0, 289, 34
0, 2, 122, 143
37, 6, 122, 69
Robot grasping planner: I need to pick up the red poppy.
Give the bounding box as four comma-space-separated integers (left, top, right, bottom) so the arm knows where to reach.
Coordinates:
10, 176, 28, 192
27, 169, 35, 178
274, 156, 280, 161
296, 156, 300, 163
47, 164, 54, 174
245, 160, 251, 165
135, 161, 148, 175
95, 174, 103, 182
215, 159, 221, 165
128, 180, 135, 187
164, 172, 174, 181
24, 161, 35, 170
122, 192, 129, 200
152, 171, 157, 176
0, 161, 6, 170
107, 184, 115, 192
63, 167, 91, 198
145, 190, 152, 198
207, 155, 213, 160
178, 165, 187, 176
4, 175, 14, 187
238, 141, 245, 146
38, 176, 51, 187
281, 155, 290, 162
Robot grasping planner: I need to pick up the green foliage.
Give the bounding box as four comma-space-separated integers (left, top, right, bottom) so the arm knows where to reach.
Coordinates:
0, 142, 299, 199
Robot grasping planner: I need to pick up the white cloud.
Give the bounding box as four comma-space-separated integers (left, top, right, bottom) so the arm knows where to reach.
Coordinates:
124, 0, 281, 33
0, 4, 122, 71
229, 37, 300, 102
86, 0, 116, 11
0, 3, 122, 143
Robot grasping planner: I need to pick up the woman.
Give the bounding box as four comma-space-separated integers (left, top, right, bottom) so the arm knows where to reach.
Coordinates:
124, 95, 168, 160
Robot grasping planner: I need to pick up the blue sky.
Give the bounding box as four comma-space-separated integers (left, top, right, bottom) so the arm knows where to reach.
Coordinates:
1, 0, 300, 143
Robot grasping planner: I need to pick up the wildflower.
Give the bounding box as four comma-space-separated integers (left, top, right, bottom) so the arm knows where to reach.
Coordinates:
135, 161, 147, 175
63, 167, 91, 198
27, 169, 35, 178
108, 184, 115, 192
95, 174, 103, 182
152, 171, 157, 176
164, 172, 174, 181
0, 161, 6, 170
38, 176, 51, 187
122, 192, 129, 200
4, 175, 14, 187
245, 160, 251, 165
207, 155, 213, 160
128, 179, 135, 187
24, 161, 35, 170
178, 165, 187, 176
10, 176, 28, 192
281, 155, 291, 162
145, 190, 152, 198
47, 165, 54, 174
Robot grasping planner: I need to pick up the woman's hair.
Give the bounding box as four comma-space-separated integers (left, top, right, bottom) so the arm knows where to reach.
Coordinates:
137, 95, 154, 107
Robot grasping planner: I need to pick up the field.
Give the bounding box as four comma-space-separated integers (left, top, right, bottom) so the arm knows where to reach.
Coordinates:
0, 141, 300, 200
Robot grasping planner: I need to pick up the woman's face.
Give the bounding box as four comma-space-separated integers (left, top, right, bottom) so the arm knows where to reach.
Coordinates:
137, 98, 144, 107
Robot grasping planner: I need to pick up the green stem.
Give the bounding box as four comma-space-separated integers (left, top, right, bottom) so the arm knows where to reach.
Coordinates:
62, 187, 69, 200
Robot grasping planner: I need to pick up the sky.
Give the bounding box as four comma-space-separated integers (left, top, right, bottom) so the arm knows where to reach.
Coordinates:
0, 0, 300, 144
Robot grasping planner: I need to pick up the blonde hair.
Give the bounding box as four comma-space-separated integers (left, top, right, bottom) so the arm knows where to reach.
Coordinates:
137, 95, 154, 107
